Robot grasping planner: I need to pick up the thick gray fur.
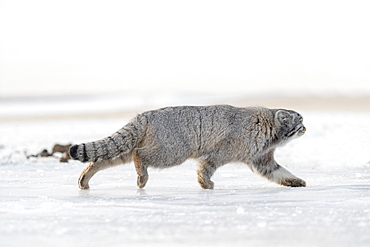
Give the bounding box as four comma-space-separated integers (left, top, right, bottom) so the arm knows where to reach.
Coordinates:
69, 105, 306, 190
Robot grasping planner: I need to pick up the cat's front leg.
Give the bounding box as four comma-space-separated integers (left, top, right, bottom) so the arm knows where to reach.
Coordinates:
251, 151, 306, 187
197, 159, 219, 189
269, 166, 306, 187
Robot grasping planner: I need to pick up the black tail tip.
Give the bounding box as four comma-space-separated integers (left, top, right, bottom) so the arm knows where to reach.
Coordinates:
69, 145, 78, 160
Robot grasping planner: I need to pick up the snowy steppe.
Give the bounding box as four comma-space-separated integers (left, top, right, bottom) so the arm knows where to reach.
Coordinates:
1, 95, 370, 247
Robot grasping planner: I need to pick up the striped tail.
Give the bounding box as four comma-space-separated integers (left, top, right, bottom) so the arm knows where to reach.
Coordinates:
69, 115, 147, 163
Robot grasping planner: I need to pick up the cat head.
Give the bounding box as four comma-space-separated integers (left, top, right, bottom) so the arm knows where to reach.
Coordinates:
273, 109, 306, 141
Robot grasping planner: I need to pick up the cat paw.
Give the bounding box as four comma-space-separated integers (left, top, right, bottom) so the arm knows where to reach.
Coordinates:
280, 178, 306, 187
78, 175, 90, 190
137, 175, 148, 189
199, 179, 214, 189
79, 183, 90, 190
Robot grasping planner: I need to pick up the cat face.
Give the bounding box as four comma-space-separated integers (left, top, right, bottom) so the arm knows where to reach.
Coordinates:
275, 109, 306, 140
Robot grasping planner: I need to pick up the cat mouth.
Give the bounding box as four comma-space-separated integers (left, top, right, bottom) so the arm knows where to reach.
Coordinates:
286, 125, 306, 137
296, 126, 306, 136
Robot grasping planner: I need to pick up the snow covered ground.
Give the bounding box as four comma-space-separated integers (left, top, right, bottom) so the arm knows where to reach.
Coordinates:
1, 108, 370, 247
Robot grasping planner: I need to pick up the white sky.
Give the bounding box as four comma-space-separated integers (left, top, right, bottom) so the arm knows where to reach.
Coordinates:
1, 0, 370, 97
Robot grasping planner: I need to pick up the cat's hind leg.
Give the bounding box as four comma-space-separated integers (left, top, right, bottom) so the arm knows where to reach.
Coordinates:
78, 161, 111, 189
133, 150, 148, 189
78, 155, 130, 189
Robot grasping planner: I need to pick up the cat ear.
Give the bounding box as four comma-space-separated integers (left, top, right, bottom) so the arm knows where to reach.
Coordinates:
275, 110, 291, 125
